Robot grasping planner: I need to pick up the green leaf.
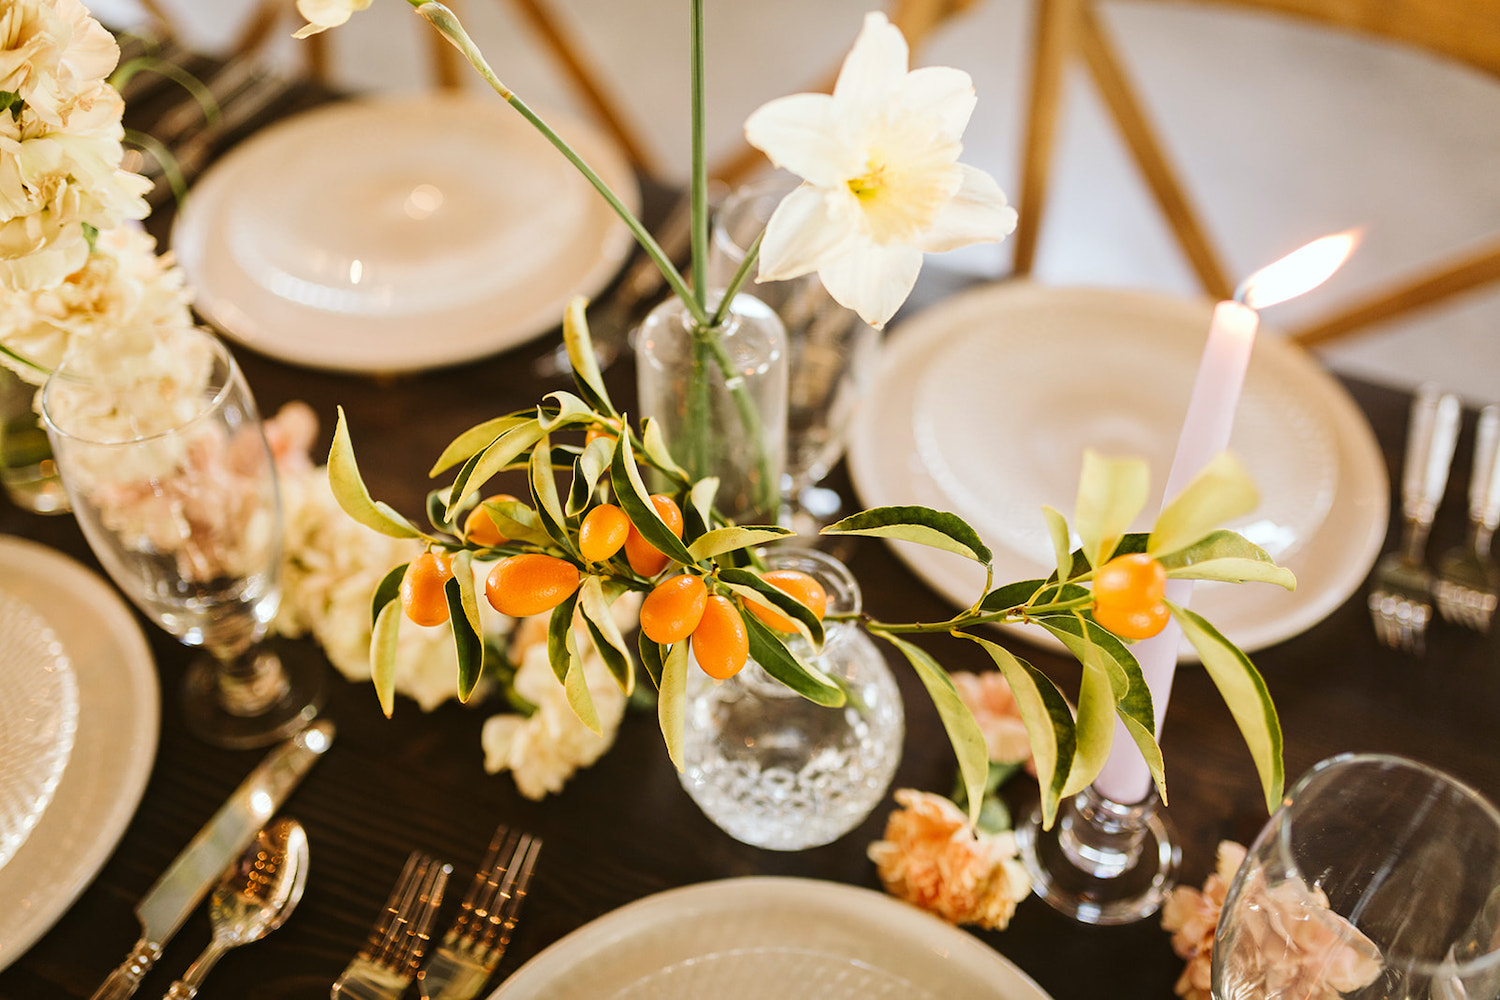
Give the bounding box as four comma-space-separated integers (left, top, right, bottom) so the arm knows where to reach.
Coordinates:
448, 550, 483, 637
877, 632, 989, 826
566, 436, 615, 517
980, 579, 1048, 613
639, 632, 665, 690
538, 390, 599, 433
610, 433, 694, 565
371, 562, 407, 629
528, 433, 573, 551
1158, 529, 1296, 590
444, 573, 483, 702
429, 414, 531, 477
742, 614, 843, 706
641, 417, 688, 481
1170, 601, 1284, 813
479, 497, 553, 548
1042, 505, 1075, 583
823, 505, 991, 565
370, 600, 402, 718
687, 526, 793, 563
962, 634, 1077, 829
578, 576, 634, 695
658, 640, 690, 771
426, 487, 462, 534
328, 408, 423, 539
1060, 628, 1117, 797
683, 476, 719, 542
563, 634, 602, 736
563, 297, 615, 417
1073, 450, 1149, 569
445, 419, 547, 519
1148, 452, 1259, 558
547, 593, 579, 685
718, 567, 824, 649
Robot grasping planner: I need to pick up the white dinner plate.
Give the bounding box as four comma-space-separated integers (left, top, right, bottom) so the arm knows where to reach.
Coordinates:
0, 592, 77, 873
490, 877, 1052, 1000
847, 282, 1389, 656
173, 93, 639, 374
0, 536, 158, 970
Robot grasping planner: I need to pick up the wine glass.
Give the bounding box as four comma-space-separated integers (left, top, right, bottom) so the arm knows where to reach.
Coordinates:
1213, 753, 1500, 1000
42, 327, 324, 748
710, 174, 881, 534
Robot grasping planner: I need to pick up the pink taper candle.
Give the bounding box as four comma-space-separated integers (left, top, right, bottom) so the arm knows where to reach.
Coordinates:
1093, 301, 1258, 804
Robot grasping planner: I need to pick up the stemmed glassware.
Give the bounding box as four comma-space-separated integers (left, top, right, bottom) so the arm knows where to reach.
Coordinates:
709, 174, 881, 534
1213, 753, 1500, 1000
42, 326, 323, 748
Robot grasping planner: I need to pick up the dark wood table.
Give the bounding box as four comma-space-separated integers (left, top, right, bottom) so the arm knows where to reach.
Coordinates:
2, 89, 1498, 1000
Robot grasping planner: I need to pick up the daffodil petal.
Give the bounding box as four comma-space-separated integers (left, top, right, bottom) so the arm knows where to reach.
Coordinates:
919, 164, 1018, 253
758, 185, 861, 282
832, 12, 909, 114
816, 239, 924, 329
743, 94, 861, 187
899, 66, 977, 143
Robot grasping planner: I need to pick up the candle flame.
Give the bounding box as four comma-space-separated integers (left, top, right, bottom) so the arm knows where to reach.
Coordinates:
1236, 230, 1361, 309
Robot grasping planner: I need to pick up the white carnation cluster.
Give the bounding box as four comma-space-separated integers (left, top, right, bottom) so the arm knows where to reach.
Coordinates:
0, 0, 150, 292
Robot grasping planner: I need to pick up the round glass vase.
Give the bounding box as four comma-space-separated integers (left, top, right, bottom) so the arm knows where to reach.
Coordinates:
635, 293, 788, 525
678, 547, 904, 850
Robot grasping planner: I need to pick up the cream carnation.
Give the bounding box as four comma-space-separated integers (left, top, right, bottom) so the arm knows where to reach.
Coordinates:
0, 0, 118, 129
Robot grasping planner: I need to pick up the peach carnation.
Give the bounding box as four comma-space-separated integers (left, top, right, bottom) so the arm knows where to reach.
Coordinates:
867, 788, 1030, 930
952, 670, 1034, 774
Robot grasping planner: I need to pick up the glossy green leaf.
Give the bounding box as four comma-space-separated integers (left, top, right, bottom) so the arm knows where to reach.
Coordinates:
426, 487, 461, 533
742, 614, 842, 706
579, 576, 634, 695
979, 579, 1048, 613
1060, 627, 1117, 797
1148, 452, 1259, 558
538, 390, 599, 433
683, 476, 720, 542
610, 433, 694, 565
429, 413, 531, 477
528, 433, 572, 552
371, 562, 407, 629
718, 567, 824, 649
479, 498, 553, 548
328, 409, 423, 539
1042, 505, 1074, 583
445, 419, 547, 519
449, 550, 483, 638
963, 634, 1077, 829
642, 417, 688, 481
639, 632, 665, 690
658, 640, 690, 771
823, 505, 991, 565
563, 633, 602, 737
877, 632, 989, 826
563, 296, 615, 417
566, 436, 615, 517
370, 600, 402, 718
687, 526, 793, 563
547, 593, 579, 685
1170, 601, 1284, 813
444, 573, 482, 702
1158, 529, 1296, 590
1073, 450, 1149, 569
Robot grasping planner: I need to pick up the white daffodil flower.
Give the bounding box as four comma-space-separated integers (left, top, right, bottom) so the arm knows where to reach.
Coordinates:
744, 11, 1017, 328
293, 0, 373, 39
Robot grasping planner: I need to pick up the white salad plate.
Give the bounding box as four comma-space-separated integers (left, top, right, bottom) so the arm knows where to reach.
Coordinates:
0, 591, 77, 873
490, 877, 1052, 1000
846, 281, 1389, 655
173, 93, 639, 374
0, 536, 158, 970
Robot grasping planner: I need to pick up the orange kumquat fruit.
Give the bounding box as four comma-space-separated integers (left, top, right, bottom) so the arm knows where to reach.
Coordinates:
640, 574, 708, 644
579, 503, 630, 563
401, 551, 455, 627
746, 569, 828, 633
624, 494, 684, 578
463, 493, 518, 548
1091, 552, 1170, 639
485, 553, 581, 618
692, 595, 749, 680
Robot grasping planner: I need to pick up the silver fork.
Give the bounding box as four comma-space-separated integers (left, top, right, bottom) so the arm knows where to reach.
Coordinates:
415, 825, 543, 1000
331, 851, 453, 1000
1435, 404, 1500, 632
1368, 384, 1462, 653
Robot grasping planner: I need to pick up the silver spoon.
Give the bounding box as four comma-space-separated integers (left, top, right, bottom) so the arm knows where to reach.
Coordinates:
162, 817, 310, 999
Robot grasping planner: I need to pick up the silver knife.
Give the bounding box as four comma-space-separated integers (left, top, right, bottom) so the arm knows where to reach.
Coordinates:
89, 719, 335, 1000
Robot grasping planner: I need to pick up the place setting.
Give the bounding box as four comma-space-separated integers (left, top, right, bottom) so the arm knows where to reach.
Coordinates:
2, 0, 1499, 998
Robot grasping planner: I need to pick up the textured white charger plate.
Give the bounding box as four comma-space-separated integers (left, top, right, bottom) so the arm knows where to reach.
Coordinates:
490, 877, 1052, 1000
0, 536, 158, 970
0, 592, 77, 873
846, 282, 1389, 655
173, 93, 639, 374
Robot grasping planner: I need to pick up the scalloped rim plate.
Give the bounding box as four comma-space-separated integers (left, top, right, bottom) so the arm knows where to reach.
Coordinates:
846, 281, 1389, 656
0, 536, 158, 971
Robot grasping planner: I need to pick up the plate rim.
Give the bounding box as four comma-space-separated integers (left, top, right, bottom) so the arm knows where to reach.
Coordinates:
489, 875, 1052, 1000
171, 92, 641, 375
847, 280, 1390, 655
0, 535, 158, 970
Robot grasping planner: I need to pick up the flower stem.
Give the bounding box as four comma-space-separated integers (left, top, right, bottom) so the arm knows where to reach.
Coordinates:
689, 0, 708, 314
413, 1, 708, 328
709, 231, 763, 328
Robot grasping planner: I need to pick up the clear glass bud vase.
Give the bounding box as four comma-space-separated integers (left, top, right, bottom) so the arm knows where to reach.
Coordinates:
635, 293, 788, 525
679, 547, 904, 850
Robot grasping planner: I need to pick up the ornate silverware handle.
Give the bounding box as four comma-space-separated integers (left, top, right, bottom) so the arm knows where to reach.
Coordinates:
1470, 404, 1500, 532
1402, 385, 1462, 526
89, 938, 160, 1000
